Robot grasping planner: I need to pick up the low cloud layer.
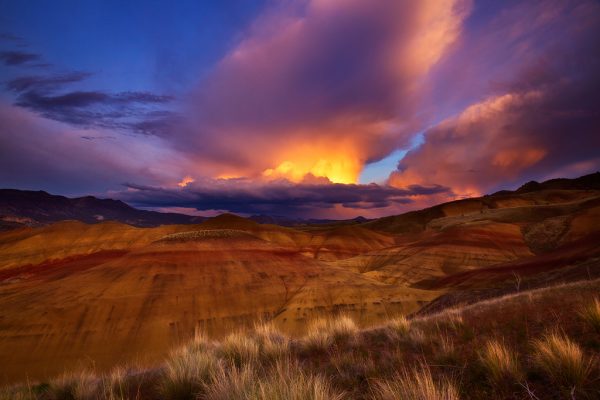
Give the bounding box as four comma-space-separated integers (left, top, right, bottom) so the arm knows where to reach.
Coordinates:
119, 179, 450, 218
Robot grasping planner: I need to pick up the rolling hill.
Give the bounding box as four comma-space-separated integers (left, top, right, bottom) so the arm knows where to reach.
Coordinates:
0, 172, 599, 384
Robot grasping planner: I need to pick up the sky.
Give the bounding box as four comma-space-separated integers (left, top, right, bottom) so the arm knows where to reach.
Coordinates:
0, 0, 599, 218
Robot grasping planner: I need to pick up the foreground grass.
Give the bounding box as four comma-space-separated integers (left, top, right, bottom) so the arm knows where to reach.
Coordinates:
2, 280, 600, 400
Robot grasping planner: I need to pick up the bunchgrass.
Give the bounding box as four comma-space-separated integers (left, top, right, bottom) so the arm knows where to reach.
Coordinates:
532, 332, 592, 391
580, 298, 600, 332
479, 339, 522, 387
371, 363, 459, 400
159, 334, 218, 400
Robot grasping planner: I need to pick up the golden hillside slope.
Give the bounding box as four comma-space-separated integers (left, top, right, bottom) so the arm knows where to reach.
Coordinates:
0, 188, 599, 384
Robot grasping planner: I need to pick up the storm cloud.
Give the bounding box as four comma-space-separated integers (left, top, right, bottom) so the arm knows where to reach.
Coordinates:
118, 179, 451, 218
173, 0, 471, 182
389, 0, 600, 197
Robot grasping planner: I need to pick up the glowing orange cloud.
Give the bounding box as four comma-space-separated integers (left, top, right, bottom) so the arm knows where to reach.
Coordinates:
262, 143, 362, 184
178, 0, 470, 188
177, 176, 195, 188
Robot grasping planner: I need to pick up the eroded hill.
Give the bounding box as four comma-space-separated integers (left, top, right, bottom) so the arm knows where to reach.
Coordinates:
0, 173, 599, 384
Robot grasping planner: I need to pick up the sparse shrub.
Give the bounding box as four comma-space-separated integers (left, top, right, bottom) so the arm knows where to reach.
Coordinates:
159, 335, 219, 400
479, 339, 522, 387
217, 331, 260, 367
372, 364, 459, 400
532, 332, 592, 391
48, 371, 98, 400
204, 360, 344, 400
580, 298, 600, 332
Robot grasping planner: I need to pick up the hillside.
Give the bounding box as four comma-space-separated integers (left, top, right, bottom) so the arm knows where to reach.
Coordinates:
0, 189, 203, 229
3, 279, 599, 399
0, 173, 599, 385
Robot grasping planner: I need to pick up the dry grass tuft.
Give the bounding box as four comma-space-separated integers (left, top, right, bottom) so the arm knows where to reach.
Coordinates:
479, 339, 522, 386
48, 370, 98, 400
579, 298, 600, 332
101, 366, 139, 400
203, 365, 256, 400
532, 332, 592, 390
406, 327, 428, 348
0, 387, 35, 400
159, 334, 219, 400
204, 361, 344, 400
304, 315, 358, 350
372, 364, 459, 400
218, 331, 260, 367
250, 322, 290, 362
387, 315, 411, 337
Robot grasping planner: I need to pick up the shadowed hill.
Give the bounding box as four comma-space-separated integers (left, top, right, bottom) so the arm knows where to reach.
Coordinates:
0, 189, 204, 229
363, 171, 600, 235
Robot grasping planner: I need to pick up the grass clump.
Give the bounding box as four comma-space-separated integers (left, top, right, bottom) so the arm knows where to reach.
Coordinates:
250, 322, 290, 362
101, 366, 140, 400
50, 371, 98, 400
387, 316, 411, 337
372, 364, 459, 400
48, 371, 98, 400
304, 315, 358, 351
0, 387, 35, 400
217, 331, 260, 367
532, 332, 593, 391
204, 361, 344, 400
479, 339, 522, 387
159, 333, 218, 400
580, 298, 600, 332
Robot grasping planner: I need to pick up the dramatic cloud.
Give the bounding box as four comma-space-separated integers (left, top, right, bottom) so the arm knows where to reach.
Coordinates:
5, 72, 92, 92
174, 0, 471, 183
0, 102, 190, 194
3, 65, 175, 135
118, 179, 450, 218
2, 0, 600, 218
0, 50, 40, 65
390, 0, 600, 197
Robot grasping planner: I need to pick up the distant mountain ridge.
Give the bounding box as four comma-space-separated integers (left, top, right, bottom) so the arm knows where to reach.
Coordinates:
0, 189, 368, 230
248, 214, 369, 227
1, 172, 598, 231
364, 172, 600, 234
0, 189, 203, 230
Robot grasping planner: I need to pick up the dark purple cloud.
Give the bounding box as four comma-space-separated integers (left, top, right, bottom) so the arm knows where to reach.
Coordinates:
5, 72, 92, 92
0, 50, 40, 65
118, 179, 450, 218
172, 0, 470, 181
0, 102, 189, 195
11, 85, 175, 135
390, 0, 600, 197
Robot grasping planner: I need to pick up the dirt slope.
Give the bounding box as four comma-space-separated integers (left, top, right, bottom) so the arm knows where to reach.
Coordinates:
1, 174, 599, 385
